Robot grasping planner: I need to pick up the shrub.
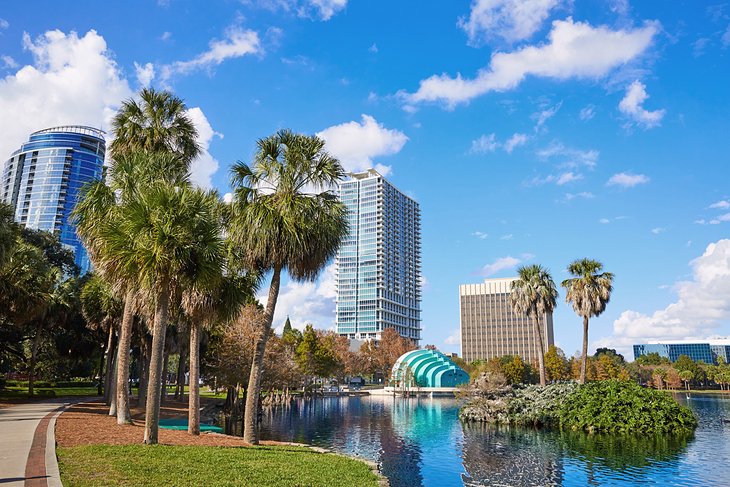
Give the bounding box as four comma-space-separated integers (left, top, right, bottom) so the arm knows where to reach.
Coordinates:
558, 380, 697, 434
509, 382, 578, 427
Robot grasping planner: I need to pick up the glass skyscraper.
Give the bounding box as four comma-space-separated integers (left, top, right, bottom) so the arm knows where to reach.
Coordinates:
1, 125, 106, 273
633, 341, 730, 364
335, 169, 421, 343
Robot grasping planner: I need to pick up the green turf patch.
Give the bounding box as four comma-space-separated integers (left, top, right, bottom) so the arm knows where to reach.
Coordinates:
57, 444, 380, 487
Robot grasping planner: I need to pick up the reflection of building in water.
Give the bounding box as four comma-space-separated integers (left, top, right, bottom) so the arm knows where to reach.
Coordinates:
459, 278, 555, 363
460, 424, 563, 487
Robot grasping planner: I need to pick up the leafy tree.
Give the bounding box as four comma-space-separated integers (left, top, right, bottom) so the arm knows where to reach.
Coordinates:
544, 345, 569, 382
295, 325, 339, 391
594, 348, 625, 363
635, 352, 670, 366
502, 355, 527, 385
679, 370, 693, 390
510, 264, 558, 386
0, 202, 19, 268
561, 259, 614, 384
228, 130, 348, 444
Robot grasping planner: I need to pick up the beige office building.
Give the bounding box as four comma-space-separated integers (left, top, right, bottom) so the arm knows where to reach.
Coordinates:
459, 277, 554, 364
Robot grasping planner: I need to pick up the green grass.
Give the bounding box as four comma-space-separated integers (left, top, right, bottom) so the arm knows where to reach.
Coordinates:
58, 444, 379, 487
0, 386, 99, 400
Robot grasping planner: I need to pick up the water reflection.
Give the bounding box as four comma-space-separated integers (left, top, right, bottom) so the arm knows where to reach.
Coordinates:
259, 393, 730, 487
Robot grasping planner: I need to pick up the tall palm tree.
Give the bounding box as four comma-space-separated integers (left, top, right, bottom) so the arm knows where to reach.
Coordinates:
106, 182, 224, 444
0, 202, 18, 268
74, 150, 189, 424
228, 129, 348, 444
561, 258, 614, 384
110, 87, 200, 163
182, 272, 253, 435
510, 264, 559, 386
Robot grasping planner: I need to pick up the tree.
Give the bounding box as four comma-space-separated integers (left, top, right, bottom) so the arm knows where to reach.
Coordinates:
635, 352, 670, 366
0, 203, 18, 268
110, 87, 200, 164
594, 348, 625, 363
544, 345, 569, 382
510, 264, 558, 386
228, 130, 348, 444
295, 325, 339, 392
679, 370, 693, 390
502, 355, 527, 384
561, 258, 614, 384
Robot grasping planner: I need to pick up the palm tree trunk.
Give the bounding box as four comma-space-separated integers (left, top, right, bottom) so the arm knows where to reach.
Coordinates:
138, 333, 152, 410
103, 326, 115, 404
109, 353, 117, 416
580, 315, 589, 385
188, 322, 201, 435
115, 291, 135, 424
175, 340, 187, 400
144, 281, 170, 445
28, 326, 42, 397
243, 265, 282, 445
533, 316, 546, 386
161, 346, 170, 403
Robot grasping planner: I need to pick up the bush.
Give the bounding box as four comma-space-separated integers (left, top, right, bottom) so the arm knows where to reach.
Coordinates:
558, 380, 697, 434
509, 382, 578, 427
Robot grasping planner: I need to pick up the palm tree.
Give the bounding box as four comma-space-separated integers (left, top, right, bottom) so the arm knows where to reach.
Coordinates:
181, 273, 253, 435
228, 129, 348, 444
561, 259, 614, 384
107, 182, 223, 444
74, 150, 189, 424
110, 87, 200, 163
0, 203, 19, 268
510, 265, 559, 386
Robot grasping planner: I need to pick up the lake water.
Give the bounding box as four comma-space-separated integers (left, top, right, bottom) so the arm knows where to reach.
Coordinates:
259, 392, 730, 486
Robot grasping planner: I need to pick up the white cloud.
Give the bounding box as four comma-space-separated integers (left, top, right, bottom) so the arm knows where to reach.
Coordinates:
596, 239, 730, 356
1, 55, 17, 68
161, 31, 172, 42
404, 18, 658, 108
470, 133, 498, 153
185, 107, 223, 188
223, 192, 233, 204
504, 133, 528, 153
0, 18, 8, 30
556, 171, 581, 185
500, 234, 514, 240
709, 200, 730, 209
526, 171, 582, 186
134, 61, 155, 87
564, 191, 594, 201
161, 26, 260, 80
420, 275, 430, 291
710, 213, 730, 225
260, 263, 337, 333
599, 218, 610, 224
722, 24, 730, 48
532, 101, 561, 131
307, 0, 348, 20
579, 104, 595, 120
316, 114, 408, 175
369, 43, 378, 53
0, 30, 132, 168
457, 0, 563, 45
472, 231, 489, 240
537, 141, 598, 169
618, 80, 665, 128
479, 255, 527, 276
444, 328, 461, 346
607, 172, 650, 188
651, 227, 666, 234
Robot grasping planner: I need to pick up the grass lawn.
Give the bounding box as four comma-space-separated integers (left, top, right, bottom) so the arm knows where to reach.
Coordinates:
58, 444, 379, 487
0, 386, 99, 401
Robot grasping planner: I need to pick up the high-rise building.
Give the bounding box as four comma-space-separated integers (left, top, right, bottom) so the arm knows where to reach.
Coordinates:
459, 277, 555, 363
335, 169, 421, 343
1, 126, 106, 273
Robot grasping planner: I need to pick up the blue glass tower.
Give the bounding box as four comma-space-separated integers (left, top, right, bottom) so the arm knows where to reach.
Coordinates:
1, 126, 106, 273
336, 169, 421, 344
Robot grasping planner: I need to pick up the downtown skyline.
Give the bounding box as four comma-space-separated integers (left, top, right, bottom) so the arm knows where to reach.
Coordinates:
0, 1, 729, 358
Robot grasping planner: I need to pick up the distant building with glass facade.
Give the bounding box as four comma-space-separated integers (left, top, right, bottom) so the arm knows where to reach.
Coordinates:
335, 169, 421, 343
633, 341, 730, 364
1, 126, 106, 273
459, 277, 555, 364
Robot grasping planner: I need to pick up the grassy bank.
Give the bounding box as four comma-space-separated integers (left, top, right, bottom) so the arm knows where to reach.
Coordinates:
58, 444, 380, 487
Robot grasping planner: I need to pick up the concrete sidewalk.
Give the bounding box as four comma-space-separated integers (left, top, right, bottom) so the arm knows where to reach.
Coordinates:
0, 398, 92, 487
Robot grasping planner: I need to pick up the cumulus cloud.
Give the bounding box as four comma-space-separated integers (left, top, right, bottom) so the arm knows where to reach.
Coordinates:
607, 172, 650, 187
471, 132, 528, 154
618, 80, 665, 128
260, 263, 337, 333
444, 328, 461, 346
134, 61, 155, 87
0, 30, 132, 167
185, 107, 223, 188
651, 227, 666, 234
255, 0, 347, 21
504, 133, 529, 153
458, 0, 564, 45
308, 0, 348, 20
316, 114, 408, 175
160, 26, 260, 81
404, 18, 658, 108
709, 200, 730, 209
599, 218, 610, 224
1, 55, 18, 68
479, 254, 533, 277
595, 239, 730, 356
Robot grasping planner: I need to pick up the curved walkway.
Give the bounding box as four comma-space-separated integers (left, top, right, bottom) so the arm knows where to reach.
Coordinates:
0, 398, 91, 487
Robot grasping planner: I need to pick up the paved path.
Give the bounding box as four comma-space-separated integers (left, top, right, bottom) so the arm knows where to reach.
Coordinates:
0, 398, 91, 487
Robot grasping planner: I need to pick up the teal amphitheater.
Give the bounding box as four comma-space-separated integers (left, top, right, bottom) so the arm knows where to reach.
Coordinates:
390, 349, 470, 388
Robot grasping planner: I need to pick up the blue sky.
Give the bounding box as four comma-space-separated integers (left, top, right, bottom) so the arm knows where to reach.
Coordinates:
1, 1, 729, 359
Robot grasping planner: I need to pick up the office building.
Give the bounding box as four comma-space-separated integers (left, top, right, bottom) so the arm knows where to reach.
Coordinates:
335, 169, 421, 343
1, 126, 106, 273
633, 340, 730, 364
459, 277, 555, 363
